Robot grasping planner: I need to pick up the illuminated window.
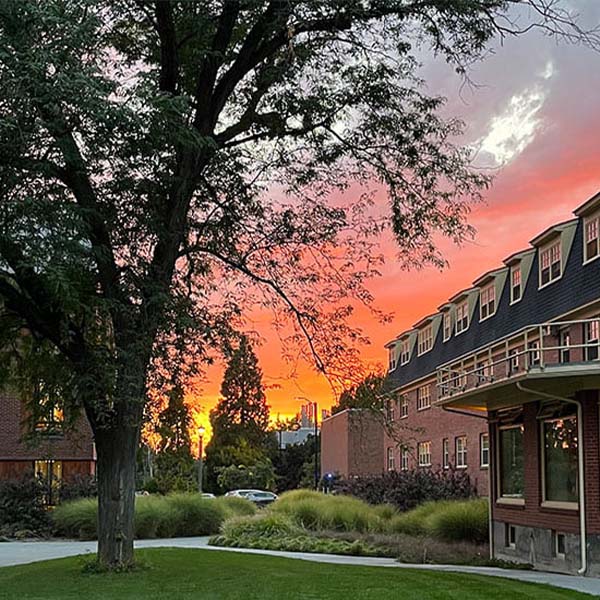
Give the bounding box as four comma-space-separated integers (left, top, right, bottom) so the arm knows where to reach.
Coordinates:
456, 436, 467, 468
443, 312, 452, 342
539, 240, 561, 287
480, 284, 496, 321
442, 438, 449, 469
416, 385, 431, 411
417, 325, 433, 356
387, 447, 395, 472
480, 433, 489, 468
510, 265, 522, 303
584, 212, 600, 263
34, 396, 64, 434
34, 460, 62, 505
455, 301, 469, 334
400, 339, 411, 365
418, 441, 432, 467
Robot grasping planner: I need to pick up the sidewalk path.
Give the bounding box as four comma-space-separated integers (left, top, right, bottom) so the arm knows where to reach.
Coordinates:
1, 537, 599, 597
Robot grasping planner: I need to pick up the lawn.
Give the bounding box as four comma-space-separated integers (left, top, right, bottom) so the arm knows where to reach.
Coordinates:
0, 549, 590, 600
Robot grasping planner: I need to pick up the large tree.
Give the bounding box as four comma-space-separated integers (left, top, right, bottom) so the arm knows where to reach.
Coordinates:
0, 0, 594, 567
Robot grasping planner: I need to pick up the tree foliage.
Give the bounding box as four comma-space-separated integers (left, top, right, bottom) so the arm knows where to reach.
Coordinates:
0, 0, 594, 566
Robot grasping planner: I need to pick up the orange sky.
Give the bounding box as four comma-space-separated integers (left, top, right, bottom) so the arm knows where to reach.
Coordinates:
186, 4, 600, 437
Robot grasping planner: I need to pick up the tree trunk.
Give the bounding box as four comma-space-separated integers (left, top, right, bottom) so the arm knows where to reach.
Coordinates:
95, 424, 139, 568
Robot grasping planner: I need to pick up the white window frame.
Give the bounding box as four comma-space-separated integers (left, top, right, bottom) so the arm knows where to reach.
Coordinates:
387, 447, 395, 472
497, 424, 525, 503
400, 339, 411, 365
400, 395, 408, 419
442, 438, 449, 469
528, 341, 541, 367
455, 301, 469, 335
539, 239, 562, 289
479, 283, 496, 321
417, 441, 432, 467
584, 211, 600, 264
416, 385, 431, 411
585, 319, 600, 361
388, 345, 397, 371
417, 325, 433, 356
510, 264, 522, 304
443, 312, 452, 342
401, 447, 409, 471
456, 436, 467, 469
480, 433, 489, 468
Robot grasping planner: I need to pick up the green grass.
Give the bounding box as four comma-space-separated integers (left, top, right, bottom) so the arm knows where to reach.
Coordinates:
0, 548, 589, 600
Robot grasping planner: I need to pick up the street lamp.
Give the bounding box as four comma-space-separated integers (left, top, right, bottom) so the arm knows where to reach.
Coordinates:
197, 426, 205, 494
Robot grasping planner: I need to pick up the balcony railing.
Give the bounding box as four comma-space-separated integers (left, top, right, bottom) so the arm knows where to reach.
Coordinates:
436, 318, 600, 402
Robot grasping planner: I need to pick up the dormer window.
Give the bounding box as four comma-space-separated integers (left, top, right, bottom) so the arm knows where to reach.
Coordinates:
479, 284, 496, 321
510, 264, 522, 303
539, 240, 561, 288
388, 345, 397, 371
584, 212, 599, 263
443, 312, 452, 342
417, 324, 433, 356
400, 339, 410, 365
455, 301, 469, 334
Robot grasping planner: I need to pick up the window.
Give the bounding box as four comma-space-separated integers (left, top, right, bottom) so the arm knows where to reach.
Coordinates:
442, 438, 449, 469
510, 265, 522, 303
417, 325, 433, 356
505, 524, 516, 549
560, 330, 571, 364
418, 442, 432, 467
443, 312, 452, 342
539, 240, 561, 287
584, 212, 600, 263
34, 460, 62, 505
542, 411, 578, 504
400, 339, 411, 365
388, 346, 397, 371
387, 447, 396, 472
508, 348, 520, 374
456, 436, 467, 468
480, 284, 496, 321
401, 447, 409, 471
476, 360, 492, 385
585, 319, 599, 361
416, 385, 431, 411
386, 399, 395, 422
528, 341, 540, 367
480, 433, 489, 468
34, 396, 64, 434
499, 426, 524, 499
400, 395, 408, 419
455, 301, 469, 334
554, 532, 566, 558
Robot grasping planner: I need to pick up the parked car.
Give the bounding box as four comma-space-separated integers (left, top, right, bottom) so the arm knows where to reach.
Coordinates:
224, 489, 278, 507
200, 492, 216, 499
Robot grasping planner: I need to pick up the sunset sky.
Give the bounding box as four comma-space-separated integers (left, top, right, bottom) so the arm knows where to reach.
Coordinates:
189, 2, 600, 436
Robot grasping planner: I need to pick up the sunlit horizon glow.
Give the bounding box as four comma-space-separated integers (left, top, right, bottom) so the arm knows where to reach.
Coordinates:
181, 4, 600, 446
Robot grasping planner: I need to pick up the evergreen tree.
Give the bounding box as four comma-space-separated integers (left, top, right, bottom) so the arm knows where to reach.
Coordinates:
210, 337, 270, 447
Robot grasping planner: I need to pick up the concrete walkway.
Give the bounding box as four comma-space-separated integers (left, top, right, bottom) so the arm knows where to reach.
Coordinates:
0, 537, 599, 596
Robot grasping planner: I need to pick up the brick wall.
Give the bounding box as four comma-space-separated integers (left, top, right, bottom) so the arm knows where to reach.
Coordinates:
0, 391, 95, 463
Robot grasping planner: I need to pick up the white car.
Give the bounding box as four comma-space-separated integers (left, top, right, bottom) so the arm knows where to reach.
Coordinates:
225, 489, 278, 506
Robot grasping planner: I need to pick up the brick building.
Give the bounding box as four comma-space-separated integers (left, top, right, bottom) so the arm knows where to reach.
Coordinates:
386, 191, 600, 576
320, 409, 385, 478
0, 390, 96, 503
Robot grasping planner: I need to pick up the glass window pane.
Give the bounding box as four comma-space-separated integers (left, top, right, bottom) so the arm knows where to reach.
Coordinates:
500, 427, 524, 498
544, 417, 578, 503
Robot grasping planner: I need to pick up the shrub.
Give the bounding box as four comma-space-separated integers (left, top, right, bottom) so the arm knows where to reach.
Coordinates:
53, 492, 235, 540
337, 469, 476, 512
0, 476, 50, 536
427, 498, 489, 543
390, 498, 488, 543
221, 513, 301, 538
271, 490, 384, 533
58, 475, 97, 503
52, 497, 97, 539
213, 496, 257, 519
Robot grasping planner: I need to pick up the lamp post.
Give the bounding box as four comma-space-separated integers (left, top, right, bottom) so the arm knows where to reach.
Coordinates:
197, 426, 205, 494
